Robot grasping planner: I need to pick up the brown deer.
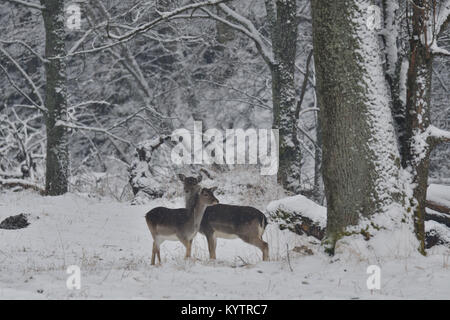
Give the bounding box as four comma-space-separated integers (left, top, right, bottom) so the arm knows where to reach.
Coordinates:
145, 186, 218, 265
178, 175, 269, 261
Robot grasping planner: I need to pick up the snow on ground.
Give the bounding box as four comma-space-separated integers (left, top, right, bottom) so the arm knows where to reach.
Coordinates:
0, 190, 449, 300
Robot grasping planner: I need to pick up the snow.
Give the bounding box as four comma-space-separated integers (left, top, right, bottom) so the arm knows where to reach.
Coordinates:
430, 42, 450, 56
428, 184, 450, 208
266, 194, 326, 228
0, 190, 449, 299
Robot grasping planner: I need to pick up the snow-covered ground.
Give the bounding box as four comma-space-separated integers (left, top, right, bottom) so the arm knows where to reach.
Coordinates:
0, 189, 449, 300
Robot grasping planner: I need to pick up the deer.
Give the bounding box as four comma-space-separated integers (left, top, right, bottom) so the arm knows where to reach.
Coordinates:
145, 186, 219, 265
178, 175, 269, 261
178, 174, 202, 211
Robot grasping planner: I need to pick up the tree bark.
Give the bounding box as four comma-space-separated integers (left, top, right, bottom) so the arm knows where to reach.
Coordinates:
41, 0, 69, 195
269, 0, 301, 193
311, 0, 402, 253
404, 0, 434, 254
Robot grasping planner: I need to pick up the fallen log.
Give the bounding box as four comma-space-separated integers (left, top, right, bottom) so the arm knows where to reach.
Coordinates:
0, 178, 45, 194
425, 210, 450, 228
267, 195, 326, 240
267, 195, 450, 250
426, 200, 450, 215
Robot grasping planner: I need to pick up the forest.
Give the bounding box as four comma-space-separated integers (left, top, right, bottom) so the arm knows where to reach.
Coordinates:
0, 0, 449, 299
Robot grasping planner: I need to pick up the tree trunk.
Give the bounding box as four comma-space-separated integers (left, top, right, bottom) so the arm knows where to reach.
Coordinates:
313, 111, 323, 204
41, 0, 69, 195
404, 0, 434, 254
270, 0, 301, 193
311, 0, 402, 253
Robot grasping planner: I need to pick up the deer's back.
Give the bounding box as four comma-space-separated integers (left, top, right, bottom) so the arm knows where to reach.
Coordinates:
201, 204, 268, 235
145, 207, 188, 227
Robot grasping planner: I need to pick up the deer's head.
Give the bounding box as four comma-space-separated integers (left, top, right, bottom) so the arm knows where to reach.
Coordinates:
178, 174, 202, 191
199, 187, 219, 206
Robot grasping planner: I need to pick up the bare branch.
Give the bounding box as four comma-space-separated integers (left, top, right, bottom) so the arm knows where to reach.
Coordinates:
0, 46, 45, 111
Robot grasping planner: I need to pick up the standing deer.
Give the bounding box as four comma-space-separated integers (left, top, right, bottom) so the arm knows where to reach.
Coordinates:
178, 175, 269, 261
145, 186, 218, 265
178, 174, 202, 211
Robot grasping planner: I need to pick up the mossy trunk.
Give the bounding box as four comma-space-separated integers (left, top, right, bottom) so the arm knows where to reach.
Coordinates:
311, 0, 401, 252
404, 0, 434, 255
41, 0, 69, 195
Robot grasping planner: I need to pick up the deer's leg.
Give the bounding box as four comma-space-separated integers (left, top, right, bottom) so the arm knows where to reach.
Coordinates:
259, 238, 269, 261
152, 237, 163, 265
151, 242, 156, 265
240, 235, 269, 261
157, 247, 161, 264
182, 239, 192, 259
206, 233, 217, 260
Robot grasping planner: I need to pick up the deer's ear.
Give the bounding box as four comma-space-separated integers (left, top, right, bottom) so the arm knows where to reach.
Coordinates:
177, 174, 185, 182
210, 186, 218, 192
197, 174, 202, 183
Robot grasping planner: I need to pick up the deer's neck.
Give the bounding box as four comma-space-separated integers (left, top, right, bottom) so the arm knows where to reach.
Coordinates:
185, 185, 201, 212
186, 195, 208, 233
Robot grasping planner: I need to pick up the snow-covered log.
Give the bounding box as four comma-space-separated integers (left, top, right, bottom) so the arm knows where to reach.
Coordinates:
427, 184, 450, 214
0, 178, 44, 194
426, 201, 450, 215
267, 195, 326, 240
267, 191, 450, 249
425, 210, 450, 228
425, 184, 450, 232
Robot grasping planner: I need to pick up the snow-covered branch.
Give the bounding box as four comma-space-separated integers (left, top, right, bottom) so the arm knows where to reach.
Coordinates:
430, 42, 450, 56
55, 121, 134, 147
108, 0, 231, 41
0, 178, 44, 193
200, 5, 274, 66
422, 0, 450, 56
436, 0, 450, 36
428, 125, 450, 145
4, 0, 44, 10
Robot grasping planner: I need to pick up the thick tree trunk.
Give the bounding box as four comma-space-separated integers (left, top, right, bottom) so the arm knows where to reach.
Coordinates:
269, 0, 301, 193
311, 0, 402, 253
41, 0, 69, 195
404, 0, 434, 254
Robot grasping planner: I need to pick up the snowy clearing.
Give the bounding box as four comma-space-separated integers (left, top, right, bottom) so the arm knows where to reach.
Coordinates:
0, 190, 449, 300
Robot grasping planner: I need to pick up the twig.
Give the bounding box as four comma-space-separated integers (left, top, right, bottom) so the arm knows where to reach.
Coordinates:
286, 244, 294, 272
